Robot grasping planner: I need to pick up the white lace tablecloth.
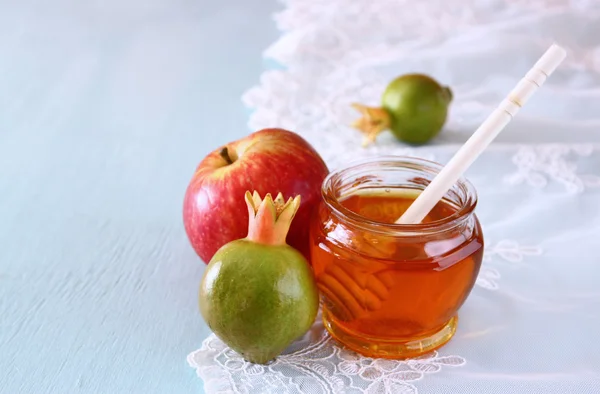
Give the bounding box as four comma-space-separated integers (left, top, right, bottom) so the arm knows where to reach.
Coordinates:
188, 1, 600, 392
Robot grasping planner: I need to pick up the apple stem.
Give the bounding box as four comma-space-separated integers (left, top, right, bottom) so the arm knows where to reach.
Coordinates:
219, 147, 234, 165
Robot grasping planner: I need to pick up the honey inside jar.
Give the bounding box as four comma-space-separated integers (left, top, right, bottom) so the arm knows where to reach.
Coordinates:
310, 185, 483, 359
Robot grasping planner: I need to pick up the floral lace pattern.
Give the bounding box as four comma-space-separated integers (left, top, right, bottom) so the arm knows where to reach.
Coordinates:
504, 145, 600, 193
243, 0, 600, 173
188, 314, 465, 394
483, 240, 543, 263
476, 240, 543, 290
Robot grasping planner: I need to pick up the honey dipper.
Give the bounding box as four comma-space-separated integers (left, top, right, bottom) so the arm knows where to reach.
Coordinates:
397, 44, 566, 224
316, 235, 396, 321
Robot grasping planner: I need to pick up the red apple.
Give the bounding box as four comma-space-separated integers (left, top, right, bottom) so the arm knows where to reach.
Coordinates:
183, 128, 329, 263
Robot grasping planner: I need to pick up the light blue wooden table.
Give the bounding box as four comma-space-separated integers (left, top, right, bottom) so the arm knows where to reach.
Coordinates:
0, 1, 279, 392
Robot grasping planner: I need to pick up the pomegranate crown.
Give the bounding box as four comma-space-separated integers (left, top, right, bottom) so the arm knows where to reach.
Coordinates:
351, 103, 391, 147
244, 191, 301, 245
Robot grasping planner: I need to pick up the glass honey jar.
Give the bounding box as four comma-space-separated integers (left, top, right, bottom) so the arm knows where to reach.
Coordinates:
309, 156, 484, 359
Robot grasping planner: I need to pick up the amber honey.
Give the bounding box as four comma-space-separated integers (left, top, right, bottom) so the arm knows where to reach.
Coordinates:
310, 157, 484, 359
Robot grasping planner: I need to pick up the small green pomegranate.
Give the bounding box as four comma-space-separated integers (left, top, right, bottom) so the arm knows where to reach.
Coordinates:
352, 73, 453, 146
199, 191, 319, 364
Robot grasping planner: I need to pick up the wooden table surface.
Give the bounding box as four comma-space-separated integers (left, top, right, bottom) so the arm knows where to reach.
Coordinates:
0, 1, 279, 392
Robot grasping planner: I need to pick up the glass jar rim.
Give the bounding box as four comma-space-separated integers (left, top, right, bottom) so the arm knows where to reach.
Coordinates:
321, 156, 479, 234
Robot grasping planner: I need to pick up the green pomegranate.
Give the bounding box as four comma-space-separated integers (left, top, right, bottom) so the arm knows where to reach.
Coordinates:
352, 73, 453, 146
199, 191, 319, 364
